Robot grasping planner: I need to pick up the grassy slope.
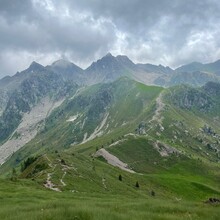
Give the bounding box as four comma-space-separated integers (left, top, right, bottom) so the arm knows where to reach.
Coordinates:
1, 149, 220, 220
1, 146, 220, 220
107, 137, 220, 197
1, 179, 220, 220
0, 181, 220, 220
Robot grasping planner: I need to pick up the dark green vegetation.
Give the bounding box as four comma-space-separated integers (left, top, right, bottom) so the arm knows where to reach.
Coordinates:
1, 77, 220, 219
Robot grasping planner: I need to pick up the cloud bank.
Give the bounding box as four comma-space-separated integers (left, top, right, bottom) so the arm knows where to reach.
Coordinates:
1, 0, 220, 77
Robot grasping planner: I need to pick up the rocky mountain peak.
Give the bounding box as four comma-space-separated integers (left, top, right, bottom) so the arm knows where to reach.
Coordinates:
104, 52, 113, 57
116, 55, 134, 63
52, 59, 72, 68
28, 61, 44, 72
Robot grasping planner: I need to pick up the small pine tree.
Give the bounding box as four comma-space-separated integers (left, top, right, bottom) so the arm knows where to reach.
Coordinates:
61, 159, 66, 165
151, 190, 155, 197
119, 174, 122, 181
135, 181, 139, 188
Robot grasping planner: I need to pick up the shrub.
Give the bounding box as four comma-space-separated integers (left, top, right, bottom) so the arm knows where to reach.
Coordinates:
61, 159, 66, 165
119, 174, 122, 181
21, 156, 38, 172
151, 190, 155, 197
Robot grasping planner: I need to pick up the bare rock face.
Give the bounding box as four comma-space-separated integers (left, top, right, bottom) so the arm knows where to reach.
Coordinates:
203, 81, 220, 96
0, 61, 78, 144
0, 97, 64, 165
168, 85, 214, 112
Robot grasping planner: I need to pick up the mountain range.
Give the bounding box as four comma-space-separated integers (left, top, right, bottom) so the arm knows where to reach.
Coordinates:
0, 54, 220, 219
2, 53, 220, 89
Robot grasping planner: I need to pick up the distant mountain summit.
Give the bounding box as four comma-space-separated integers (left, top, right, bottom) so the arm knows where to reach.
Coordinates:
85, 53, 135, 84
175, 61, 203, 73
27, 61, 44, 72
176, 60, 220, 75
47, 59, 83, 83
51, 59, 82, 72
52, 59, 73, 67
137, 63, 174, 75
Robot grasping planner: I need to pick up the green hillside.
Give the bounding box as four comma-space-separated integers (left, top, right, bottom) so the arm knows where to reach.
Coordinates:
1, 78, 220, 219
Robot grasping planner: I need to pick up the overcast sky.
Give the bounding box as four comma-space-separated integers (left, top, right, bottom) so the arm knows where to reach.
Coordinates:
1, 0, 220, 78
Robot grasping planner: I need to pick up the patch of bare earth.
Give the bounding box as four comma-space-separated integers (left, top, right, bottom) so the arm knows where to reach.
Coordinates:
44, 172, 61, 192
81, 113, 109, 144
153, 140, 179, 157
95, 148, 135, 173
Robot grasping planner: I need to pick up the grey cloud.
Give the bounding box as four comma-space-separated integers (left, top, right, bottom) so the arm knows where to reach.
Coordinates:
65, 0, 220, 32
64, 0, 220, 66
0, 0, 117, 76
1, 0, 220, 77
0, 0, 37, 22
